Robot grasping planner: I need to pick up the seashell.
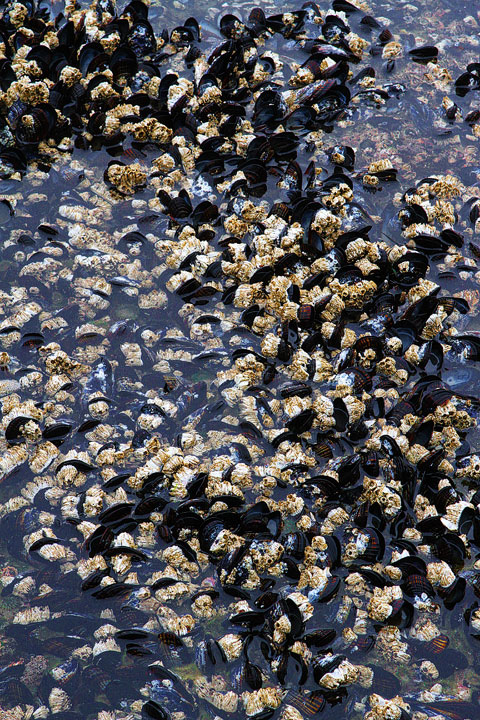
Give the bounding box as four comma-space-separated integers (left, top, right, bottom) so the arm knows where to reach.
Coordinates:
432, 533, 466, 565
286, 409, 315, 435
370, 665, 401, 699
128, 20, 156, 56
303, 628, 336, 648
50, 659, 80, 693
402, 574, 435, 599
409, 45, 439, 62
98, 503, 133, 525
281, 532, 307, 560
312, 653, 345, 685
42, 421, 74, 443
422, 633, 449, 656
43, 636, 86, 657
392, 554, 427, 578
232, 660, 263, 692
439, 577, 466, 610
230, 611, 265, 628
287, 690, 325, 717
142, 700, 169, 720
276, 650, 308, 686
465, 109, 480, 125
349, 635, 376, 654
110, 46, 138, 78
248, 7, 267, 31
219, 14, 247, 39
1, 677, 34, 706
92, 582, 134, 600
78, 42, 110, 76
16, 105, 56, 145
378, 28, 393, 44
309, 575, 341, 603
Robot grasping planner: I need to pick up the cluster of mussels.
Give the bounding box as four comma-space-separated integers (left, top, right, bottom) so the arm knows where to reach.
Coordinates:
2, 0, 480, 720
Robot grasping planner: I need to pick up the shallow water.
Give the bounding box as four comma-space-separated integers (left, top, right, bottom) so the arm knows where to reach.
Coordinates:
2, 1, 480, 720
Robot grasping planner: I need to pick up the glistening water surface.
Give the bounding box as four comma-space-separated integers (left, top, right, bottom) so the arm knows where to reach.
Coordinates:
1, 1, 480, 720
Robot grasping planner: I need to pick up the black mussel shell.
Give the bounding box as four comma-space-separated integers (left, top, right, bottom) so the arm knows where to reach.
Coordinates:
326, 144, 355, 169
56, 458, 95, 474
98, 502, 133, 525
314, 575, 341, 602
303, 628, 336, 648
370, 665, 401, 698
281, 531, 307, 559
400, 203, 429, 227
0, 197, 14, 223
455, 71, 480, 97
169, 192, 193, 218
41, 421, 74, 445
450, 334, 480, 361
285, 106, 317, 133
266, 11, 306, 36
16, 104, 56, 145
286, 409, 315, 435
434, 649, 468, 678
128, 20, 156, 56
110, 45, 138, 78
322, 15, 349, 42
5, 415, 32, 443
0, 677, 34, 706
248, 7, 267, 32
78, 42, 110, 75
287, 690, 326, 717
255, 591, 279, 610
142, 700, 169, 720
220, 14, 249, 39
276, 650, 308, 685
421, 633, 449, 656
230, 611, 265, 627
333, 0, 360, 12
312, 653, 346, 684
409, 45, 438, 62
439, 577, 466, 610
402, 574, 435, 598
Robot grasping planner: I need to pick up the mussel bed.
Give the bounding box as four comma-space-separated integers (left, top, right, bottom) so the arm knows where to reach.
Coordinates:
1, 1, 480, 720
